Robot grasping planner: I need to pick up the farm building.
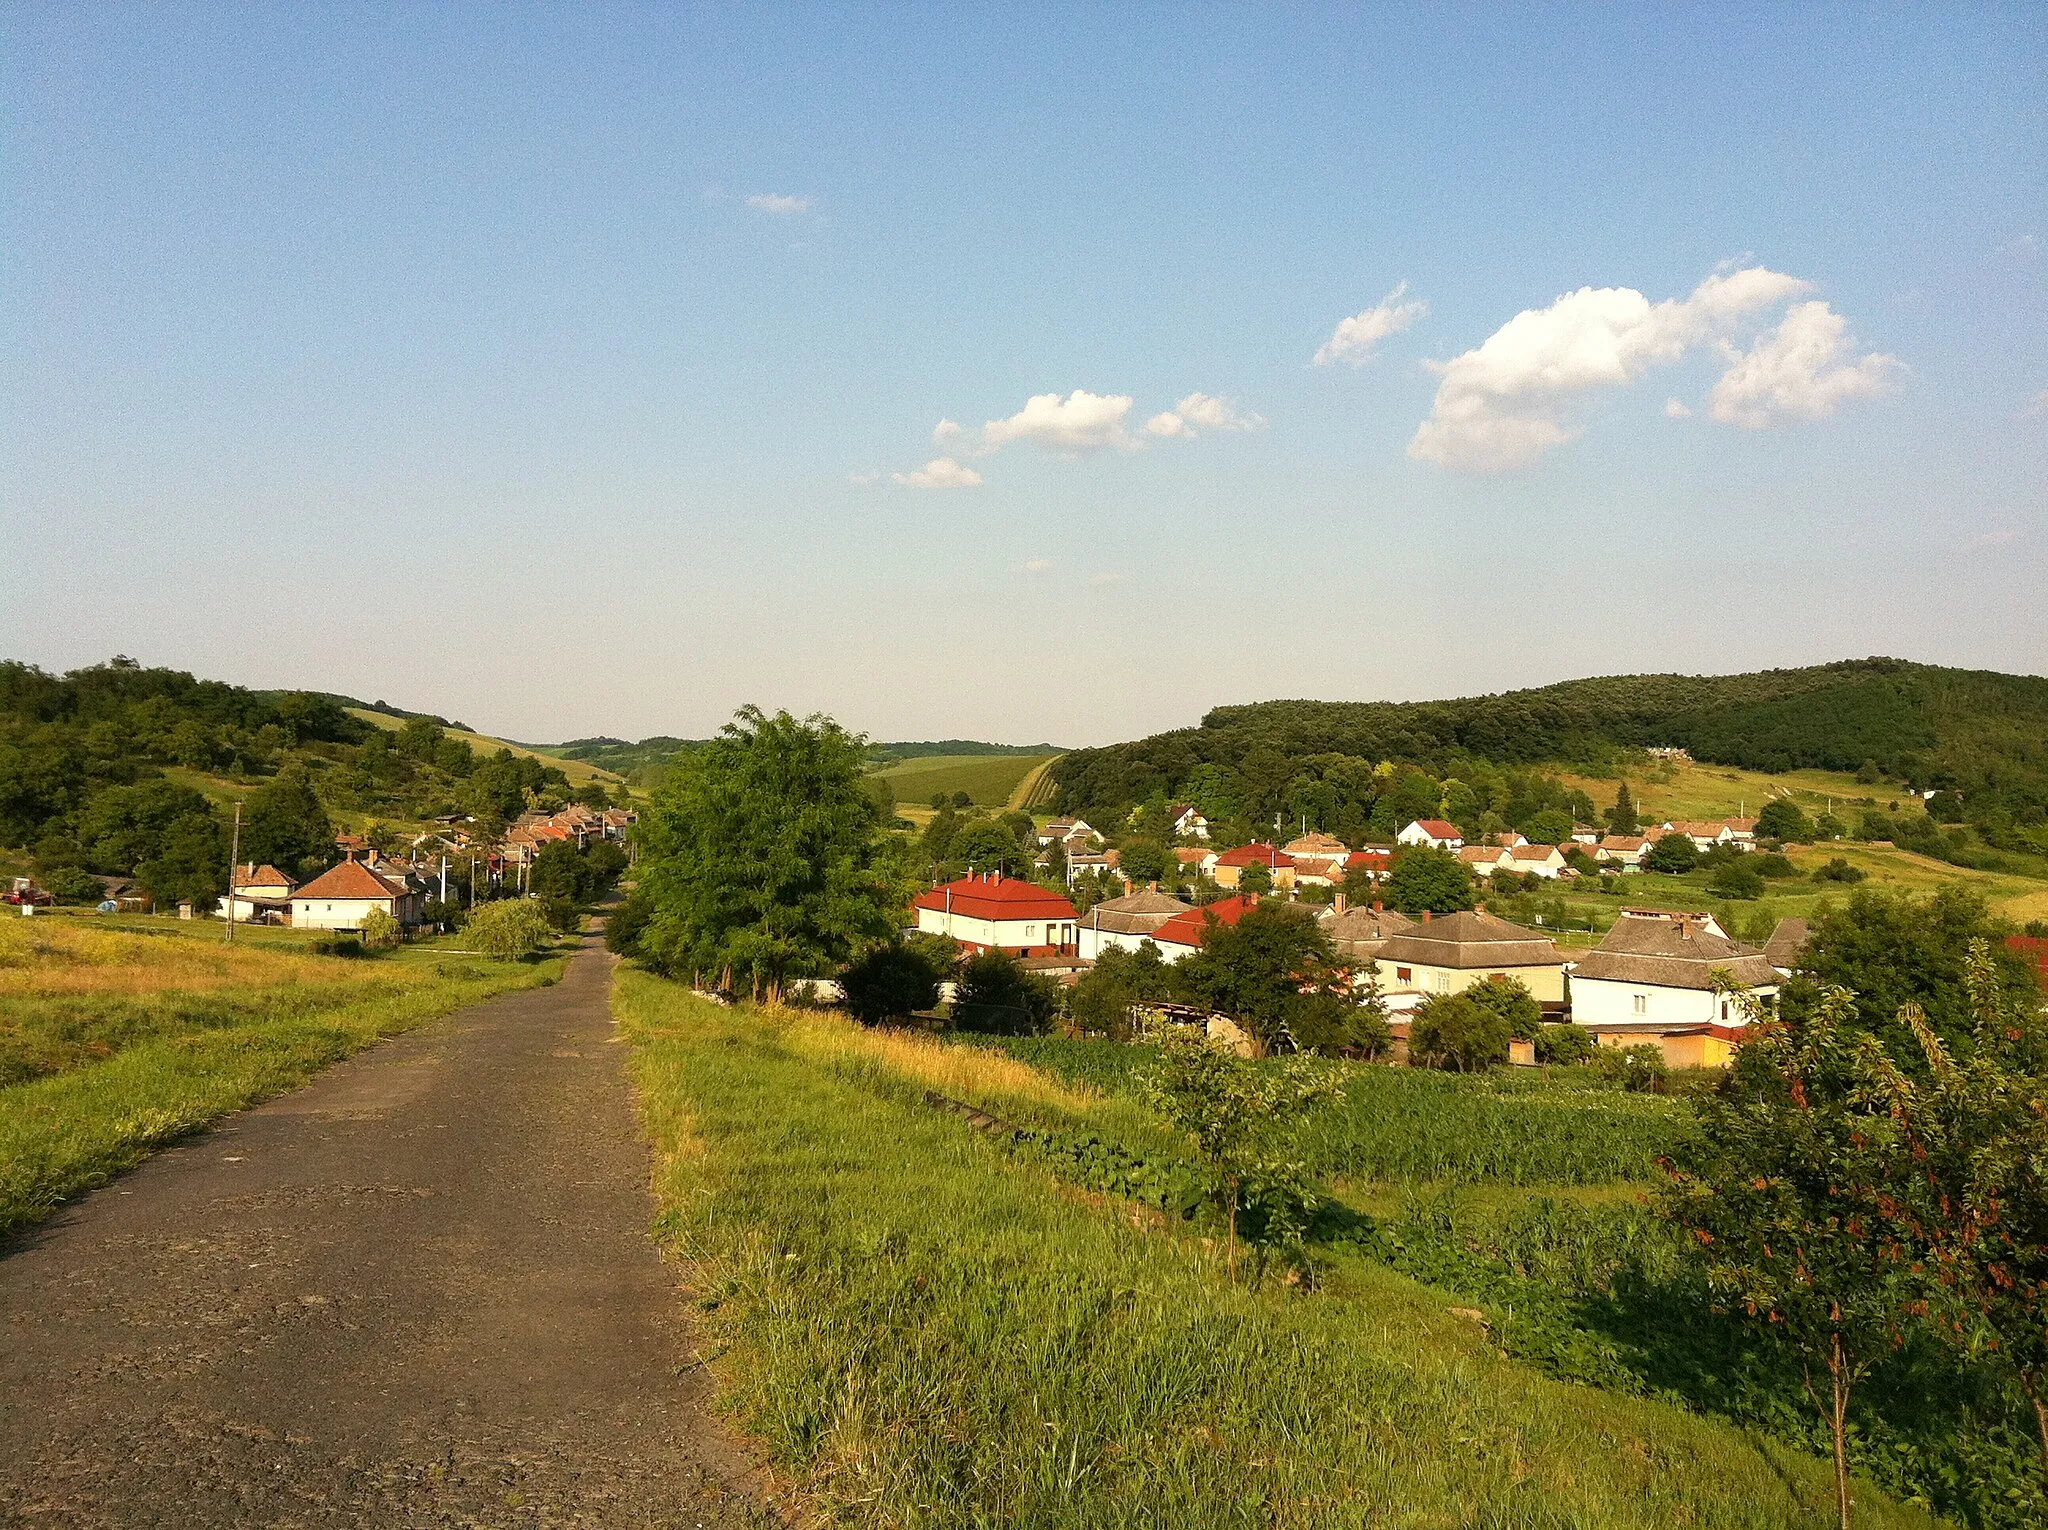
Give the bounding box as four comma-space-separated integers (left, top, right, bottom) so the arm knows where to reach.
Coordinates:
912, 872, 1078, 957
1371, 909, 1567, 1004
1078, 888, 1194, 960
219, 863, 296, 925
1568, 910, 1780, 1067
290, 859, 425, 932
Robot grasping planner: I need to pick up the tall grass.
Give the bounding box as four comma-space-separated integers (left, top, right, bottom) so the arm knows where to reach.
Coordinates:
0, 926, 561, 1233
617, 973, 1936, 1529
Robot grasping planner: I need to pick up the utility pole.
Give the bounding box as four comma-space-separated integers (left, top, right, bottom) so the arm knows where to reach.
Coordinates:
224, 801, 242, 944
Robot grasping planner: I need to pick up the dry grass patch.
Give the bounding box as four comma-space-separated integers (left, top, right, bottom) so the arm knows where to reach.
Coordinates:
0, 918, 399, 999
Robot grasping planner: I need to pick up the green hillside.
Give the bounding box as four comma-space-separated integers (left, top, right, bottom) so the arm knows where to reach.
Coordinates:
872, 752, 1061, 810
1051, 658, 2048, 830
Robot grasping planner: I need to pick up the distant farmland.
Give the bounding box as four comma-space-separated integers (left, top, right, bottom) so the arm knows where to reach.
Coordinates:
873, 753, 1061, 810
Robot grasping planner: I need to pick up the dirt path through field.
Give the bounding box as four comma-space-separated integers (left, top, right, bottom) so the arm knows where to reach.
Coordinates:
0, 937, 767, 1528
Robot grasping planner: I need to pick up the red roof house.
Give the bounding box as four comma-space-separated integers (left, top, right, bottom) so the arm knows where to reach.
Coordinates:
912, 872, 1079, 956
1212, 842, 1296, 890
1145, 895, 1259, 962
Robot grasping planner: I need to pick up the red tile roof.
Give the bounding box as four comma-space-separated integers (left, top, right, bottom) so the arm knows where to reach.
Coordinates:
1410, 819, 1462, 838
293, 860, 408, 902
1215, 842, 1292, 869
1147, 895, 1259, 949
912, 874, 1077, 923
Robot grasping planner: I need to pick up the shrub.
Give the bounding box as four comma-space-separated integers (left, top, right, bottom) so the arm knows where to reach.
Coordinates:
1534, 1021, 1597, 1064
1590, 1042, 1668, 1092
358, 908, 401, 949
951, 949, 1057, 1035
42, 866, 104, 905
840, 942, 943, 1026
309, 937, 366, 958
1708, 861, 1763, 900
1643, 834, 1699, 874
1464, 975, 1543, 1040
538, 895, 581, 933
1408, 992, 1510, 1072
604, 887, 655, 957
465, 898, 553, 960
1753, 852, 1797, 879
1812, 857, 1866, 884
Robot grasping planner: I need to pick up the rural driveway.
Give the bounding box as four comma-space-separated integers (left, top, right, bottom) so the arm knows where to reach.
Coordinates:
0, 938, 768, 1528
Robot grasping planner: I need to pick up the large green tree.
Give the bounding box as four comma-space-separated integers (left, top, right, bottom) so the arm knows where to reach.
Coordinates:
1174, 902, 1338, 1051
1382, 845, 1476, 914
241, 767, 332, 877
636, 707, 902, 999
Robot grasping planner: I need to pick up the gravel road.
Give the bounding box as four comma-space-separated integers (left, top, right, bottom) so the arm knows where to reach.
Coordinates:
0, 938, 768, 1528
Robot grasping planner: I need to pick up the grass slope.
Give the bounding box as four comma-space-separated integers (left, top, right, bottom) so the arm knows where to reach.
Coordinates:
346, 707, 624, 788
871, 752, 1059, 809
617, 972, 1934, 1529
0, 916, 564, 1234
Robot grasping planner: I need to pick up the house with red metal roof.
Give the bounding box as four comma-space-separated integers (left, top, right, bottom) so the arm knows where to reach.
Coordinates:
1397, 819, 1465, 849
1144, 895, 1260, 964
911, 872, 1078, 956
1212, 842, 1296, 891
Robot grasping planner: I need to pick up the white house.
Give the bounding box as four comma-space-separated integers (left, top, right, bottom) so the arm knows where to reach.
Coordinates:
1598, 835, 1652, 869
1397, 819, 1464, 850
1036, 818, 1097, 848
1077, 888, 1193, 960
1568, 910, 1780, 1067
1372, 910, 1568, 1003
290, 859, 425, 932
1503, 843, 1569, 879
1457, 845, 1510, 878
1665, 819, 1740, 853
1142, 895, 1259, 964
912, 872, 1078, 956
219, 863, 296, 924
1169, 804, 1211, 841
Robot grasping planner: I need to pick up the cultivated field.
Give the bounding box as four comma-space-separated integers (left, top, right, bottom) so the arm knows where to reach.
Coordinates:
617, 973, 1992, 1529
0, 915, 565, 1233
870, 751, 1060, 810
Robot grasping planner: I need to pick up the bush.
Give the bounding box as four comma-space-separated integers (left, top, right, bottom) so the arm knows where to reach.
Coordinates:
840, 942, 943, 1026
604, 887, 655, 957
464, 898, 554, 960
309, 937, 367, 958
1643, 834, 1699, 874
1408, 992, 1510, 1072
1590, 1042, 1668, 1092
538, 895, 581, 933
1812, 857, 1866, 884
1463, 975, 1543, 1040
1752, 853, 1797, 879
41, 866, 104, 905
951, 949, 1058, 1035
1708, 861, 1763, 900
1533, 1021, 1597, 1064
358, 907, 401, 949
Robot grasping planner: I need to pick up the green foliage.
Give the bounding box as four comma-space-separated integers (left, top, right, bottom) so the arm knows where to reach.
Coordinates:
41, 865, 105, 904
1383, 845, 1476, 914
1812, 856, 1866, 884
1591, 1043, 1669, 1092
1118, 837, 1169, 884
1068, 942, 1174, 1040
1173, 901, 1338, 1050
358, 907, 400, 949
464, 898, 553, 960
1709, 859, 1764, 899
1237, 859, 1272, 895
636, 707, 902, 997
839, 941, 944, 1026
1408, 992, 1511, 1072
1643, 833, 1699, 874
240, 767, 331, 878
538, 895, 581, 933
1534, 1021, 1597, 1064
1756, 798, 1811, 841
950, 818, 1029, 876
1606, 782, 1641, 835
604, 887, 655, 957
1289, 970, 1392, 1059
1754, 852, 1798, 878
1523, 808, 1574, 845
950, 949, 1057, 1035
1464, 975, 1545, 1041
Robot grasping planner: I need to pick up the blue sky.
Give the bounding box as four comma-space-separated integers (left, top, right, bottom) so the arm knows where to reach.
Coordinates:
5, 4, 2043, 746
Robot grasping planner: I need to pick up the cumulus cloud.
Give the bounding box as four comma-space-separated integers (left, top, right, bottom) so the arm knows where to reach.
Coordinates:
981, 389, 1136, 454
1707, 302, 1903, 428
1314, 282, 1429, 366
1145, 392, 1267, 438
1664, 398, 1692, 419
892, 457, 982, 489
1407, 266, 1898, 472
932, 418, 962, 444
746, 192, 812, 214
2022, 388, 2048, 419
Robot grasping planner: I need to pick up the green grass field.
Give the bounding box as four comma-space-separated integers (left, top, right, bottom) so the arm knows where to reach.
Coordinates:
0, 914, 565, 1234
1554, 757, 1915, 826
616, 973, 1979, 1528
871, 751, 1060, 810
346, 707, 626, 789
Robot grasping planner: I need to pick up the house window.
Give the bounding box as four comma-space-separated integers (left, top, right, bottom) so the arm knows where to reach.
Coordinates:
1632, 994, 1647, 1016
1396, 967, 1411, 982
1435, 972, 1453, 993
1025, 925, 1037, 942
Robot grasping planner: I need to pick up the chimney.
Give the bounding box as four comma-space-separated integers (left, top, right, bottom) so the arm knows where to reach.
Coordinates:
1372, 899, 1383, 914
1422, 908, 1432, 922
1334, 892, 1348, 915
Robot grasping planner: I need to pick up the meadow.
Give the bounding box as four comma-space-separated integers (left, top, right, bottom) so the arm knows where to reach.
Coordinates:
871, 751, 1061, 811
347, 706, 627, 790
617, 973, 1988, 1529
0, 914, 564, 1234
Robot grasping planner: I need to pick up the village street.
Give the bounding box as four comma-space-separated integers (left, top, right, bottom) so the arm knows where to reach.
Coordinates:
0, 938, 767, 1529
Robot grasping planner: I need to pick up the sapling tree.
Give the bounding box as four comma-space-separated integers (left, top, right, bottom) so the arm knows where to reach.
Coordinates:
1137, 1022, 1340, 1280
1663, 983, 1926, 1530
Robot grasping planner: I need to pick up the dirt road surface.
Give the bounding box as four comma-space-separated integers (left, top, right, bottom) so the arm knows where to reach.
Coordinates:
0, 940, 768, 1528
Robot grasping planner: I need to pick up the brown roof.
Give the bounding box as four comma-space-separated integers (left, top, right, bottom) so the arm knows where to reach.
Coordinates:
1283, 832, 1349, 858
1173, 847, 1211, 865
1508, 843, 1563, 862
1325, 904, 1415, 957
233, 864, 295, 889
1376, 909, 1565, 970
1600, 836, 1650, 852
1457, 846, 1507, 865
1764, 917, 1811, 971
1084, 889, 1194, 935
1572, 913, 1780, 991
293, 860, 409, 902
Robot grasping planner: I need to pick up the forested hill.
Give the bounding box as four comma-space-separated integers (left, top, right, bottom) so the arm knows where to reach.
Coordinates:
1050, 658, 2048, 826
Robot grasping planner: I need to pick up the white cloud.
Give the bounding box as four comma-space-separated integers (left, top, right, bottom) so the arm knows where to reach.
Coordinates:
847, 470, 880, 486
1407, 266, 1870, 472
1018, 558, 1054, 574
1145, 392, 1267, 439
746, 193, 812, 215
1664, 398, 1692, 419
933, 418, 962, 445
981, 390, 1135, 454
892, 457, 983, 489
1087, 572, 1126, 586
1707, 302, 1903, 428
2022, 388, 2048, 419
1313, 282, 1429, 367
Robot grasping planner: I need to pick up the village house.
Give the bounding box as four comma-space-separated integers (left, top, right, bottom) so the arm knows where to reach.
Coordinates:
1503, 843, 1569, 879
1763, 916, 1810, 976
1397, 818, 1464, 850
1568, 910, 1781, 1067
1665, 819, 1742, 853
1598, 835, 1652, 869
1077, 887, 1194, 960
1478, 831, 1529, 848
1723, 817, 1757, 847
1211, 842, 1296, 891
1457, 845, 1510, 878
218, 863, 296, 925
290, 859, 425, 932
1036, 817, 1097, 848
912, 872, 1078, 957
1065, 848, 1120, 887
1173, 845, 1217, 877
1371, 908, 1568, 1004
1342, 848, 1393, 883
1320, 898, 1415, 964
1169, 804, 1211, 841
1143, 894, 1259, 964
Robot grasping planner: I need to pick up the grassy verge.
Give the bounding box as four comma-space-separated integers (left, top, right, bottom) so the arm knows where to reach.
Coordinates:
616, 971, 1937, 1528
0, 917, 563, 1233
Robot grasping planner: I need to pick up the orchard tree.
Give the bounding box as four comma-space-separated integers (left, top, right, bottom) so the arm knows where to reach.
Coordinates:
1174, 901, 1337, 1052
1407, 992, 1509, 1071
1463, 974, 1544, 1041
1644, 833, 1699, 874
1757, 798, 1811, 842
636, 707, 903, 1001
1382, 845, 1476, 915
